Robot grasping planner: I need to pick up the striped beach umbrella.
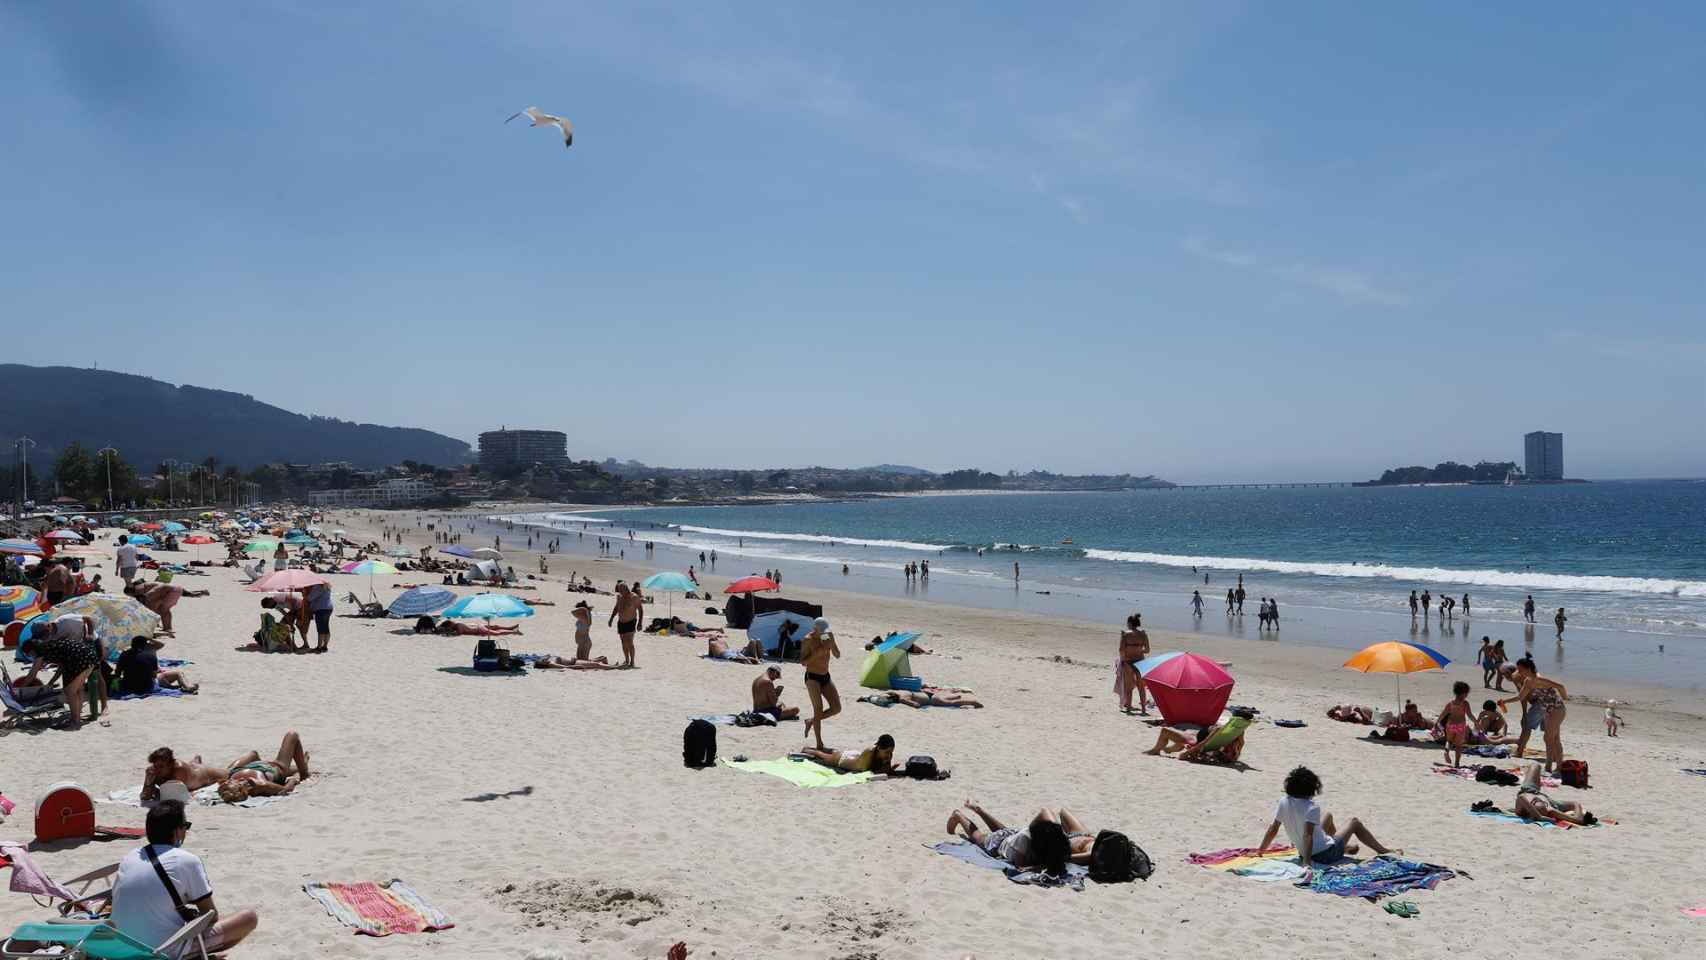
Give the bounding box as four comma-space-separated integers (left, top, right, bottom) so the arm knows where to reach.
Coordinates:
0, 585, 47, 621
1343, 641, 1452, 712
389, 586, 456, 618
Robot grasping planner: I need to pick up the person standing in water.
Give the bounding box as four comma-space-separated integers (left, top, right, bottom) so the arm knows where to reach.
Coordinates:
1554, 607, 1567, 641
1014, 561, 1020, 585
1524, 595, 1536, 623
1461, 593, 1471, 618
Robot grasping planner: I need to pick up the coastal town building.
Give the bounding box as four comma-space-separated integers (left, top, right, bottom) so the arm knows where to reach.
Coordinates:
1524, 431, 1564, 481
478, 429, 569, 472
305, 477, 434, 506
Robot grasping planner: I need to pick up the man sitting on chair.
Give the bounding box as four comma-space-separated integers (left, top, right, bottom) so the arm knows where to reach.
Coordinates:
111, 799, 258, 956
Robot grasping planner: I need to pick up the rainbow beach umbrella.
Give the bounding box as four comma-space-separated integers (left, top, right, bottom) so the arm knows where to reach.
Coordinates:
0, 585, 47, 621
1343, 640, 1452, 711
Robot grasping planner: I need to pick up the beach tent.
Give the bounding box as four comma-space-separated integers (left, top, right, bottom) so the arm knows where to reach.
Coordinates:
858, 632, 921, 689
469, 559, 503, 581
724, 594, 822, 630
1143, 652, 1234, 726
746, 610, 816, 657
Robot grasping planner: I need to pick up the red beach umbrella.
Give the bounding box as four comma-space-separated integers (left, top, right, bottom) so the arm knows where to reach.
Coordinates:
723, 575, 779, 595
1143, 652, 1235, 726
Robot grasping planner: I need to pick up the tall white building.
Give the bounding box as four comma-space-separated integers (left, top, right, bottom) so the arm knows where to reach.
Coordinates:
1523, 431, 1564, 481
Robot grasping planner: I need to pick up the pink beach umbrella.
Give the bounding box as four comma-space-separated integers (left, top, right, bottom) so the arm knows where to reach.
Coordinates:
1142, 652, 1235, 726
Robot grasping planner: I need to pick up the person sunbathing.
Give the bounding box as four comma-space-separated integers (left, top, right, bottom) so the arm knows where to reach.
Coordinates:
706, 636, 762, 663
865, 689, 984, 709
1143, 708, 1254, 763
435, 620, 522, 636
1327, 704, 1373, 723
217, 731, 313, 803
532, 654, 618, 670
142, 747, 234, 801
1512, 763, 1597, 825
801, 734, 897, 774
944, 800, 1093, 874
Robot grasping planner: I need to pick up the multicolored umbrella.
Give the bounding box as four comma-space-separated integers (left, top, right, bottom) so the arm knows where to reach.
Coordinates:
46, 529, 85, 541
0, 585, 46, 620
0, 539, 45, 556
1343, 641, 1451, 711
47, 593, 163, 642
1132, 650, 1184, 675
724, 575, 779, 594
388, 585, 456, 618
442, 592, 533, 620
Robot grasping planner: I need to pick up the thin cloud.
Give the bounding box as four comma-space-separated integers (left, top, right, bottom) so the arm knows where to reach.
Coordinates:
1551, 330, 1706, 366
1183, 237, 1410, 306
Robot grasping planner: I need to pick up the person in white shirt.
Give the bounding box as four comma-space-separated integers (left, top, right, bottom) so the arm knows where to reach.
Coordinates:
111, 800, 257, 957
1256, 766, 1401, 880
116, 535, 139, 585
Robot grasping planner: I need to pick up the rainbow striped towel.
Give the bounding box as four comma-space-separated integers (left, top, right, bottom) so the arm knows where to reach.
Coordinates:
302, 879, 454, 936
1188, 847, 1305, 882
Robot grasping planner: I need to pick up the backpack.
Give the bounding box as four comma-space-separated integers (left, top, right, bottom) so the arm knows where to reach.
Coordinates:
1088, 830, 1153, 883
904, 756, 939, 780
1559, 759, 1590, 788
683, 719, 717, 769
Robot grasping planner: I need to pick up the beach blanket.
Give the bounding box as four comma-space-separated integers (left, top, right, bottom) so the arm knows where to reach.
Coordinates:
1432, 763, 1559, 788
929, 840, 1087, 891
1467, 745, 1510, 758
0, 842, 78, 903
1682, 769, 1706, 778
1308, 857, 1456, 901
101, 783, 287, 809
302, 879, 454, 936
1467, 809, 1612, 829
718, 757, 872, 789
114, 684, 187, 701
1683, 906, 1706, 918
1187, 846, 1306, 881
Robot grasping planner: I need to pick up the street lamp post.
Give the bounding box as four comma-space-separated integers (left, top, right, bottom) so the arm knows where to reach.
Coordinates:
162, 459, 180, 507
97, 446, 119, 510
14, 436, 36, 517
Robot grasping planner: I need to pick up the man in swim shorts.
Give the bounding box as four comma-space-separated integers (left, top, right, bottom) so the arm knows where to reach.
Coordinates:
800, 618, 841, 750
752, 666, 800, 720
607, 582, 643, 668
707, 636, 760, 664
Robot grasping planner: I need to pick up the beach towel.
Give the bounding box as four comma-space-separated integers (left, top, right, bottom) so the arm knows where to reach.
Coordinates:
1683, 906, 1706, 918
302, 879, 454, 936
1682, 769, 1706, 778
0, 842, 78, 903
1273, 719, 1307, 728
114, 684, 188, 701
101, 783, 287, 809
1308, 857, 1456, 901
717, 757, 872, 789
928, 840, 1087, 892
691, 714, 740, 726
1187, 847, 1306, 882
1468, 809, 1610, 829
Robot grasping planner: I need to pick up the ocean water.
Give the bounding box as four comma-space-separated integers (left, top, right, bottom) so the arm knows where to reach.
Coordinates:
489, 481, 1706, 692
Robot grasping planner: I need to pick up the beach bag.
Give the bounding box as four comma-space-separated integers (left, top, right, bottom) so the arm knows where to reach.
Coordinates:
413, 616, 436, 633
904, 756, 939, 780
1088, 830, 1153, 883
683, 719, 717, 768
1559, 759, 1590, 788
473, 637, 503, 672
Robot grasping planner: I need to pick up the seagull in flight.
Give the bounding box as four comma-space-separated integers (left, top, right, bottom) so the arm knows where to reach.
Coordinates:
505, 106, 573, 149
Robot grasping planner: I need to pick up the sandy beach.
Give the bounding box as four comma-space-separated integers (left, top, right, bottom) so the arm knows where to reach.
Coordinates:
4, 506, 1702, 959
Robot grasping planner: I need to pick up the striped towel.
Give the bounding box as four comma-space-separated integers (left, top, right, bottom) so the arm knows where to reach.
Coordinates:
1188, 846, 1306, 882
302, 879, 454, 936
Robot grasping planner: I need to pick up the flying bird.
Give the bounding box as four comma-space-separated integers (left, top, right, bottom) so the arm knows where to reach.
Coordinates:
505, 106, 573, 149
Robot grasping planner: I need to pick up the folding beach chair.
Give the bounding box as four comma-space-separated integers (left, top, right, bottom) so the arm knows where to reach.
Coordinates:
1, 913, 214, 960
1195, 715, 1253, 753
0, 664, 67, 728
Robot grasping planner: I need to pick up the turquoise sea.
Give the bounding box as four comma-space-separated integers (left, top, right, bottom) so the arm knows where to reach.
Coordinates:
493, 480, 1706, 692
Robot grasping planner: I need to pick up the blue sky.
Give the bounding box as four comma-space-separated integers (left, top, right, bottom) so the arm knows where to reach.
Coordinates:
4, 2, 1703, 482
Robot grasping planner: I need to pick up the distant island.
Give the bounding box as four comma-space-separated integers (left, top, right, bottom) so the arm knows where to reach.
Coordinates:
1358, 461, 1518, 486
585, 461, 1175, 501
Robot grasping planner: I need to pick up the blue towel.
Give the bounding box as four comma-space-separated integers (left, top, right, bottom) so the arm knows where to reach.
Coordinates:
928, 840, 1087, 891
1683, 769, 1706, 778
115, 684, 187, 701
1469, 809, 1556, 828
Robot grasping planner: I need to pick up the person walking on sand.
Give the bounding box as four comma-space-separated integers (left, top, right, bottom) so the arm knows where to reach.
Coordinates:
1225, 588, 1235, 613
608, 582, 642, 668
1554, 607, 1567, 641
1116, 614, 1150, 715
800, 618, 841, 750
1190, 590, 1203, 617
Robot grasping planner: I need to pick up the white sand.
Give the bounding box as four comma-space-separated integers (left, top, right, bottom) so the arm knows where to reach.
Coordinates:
3, 507, 1701, 959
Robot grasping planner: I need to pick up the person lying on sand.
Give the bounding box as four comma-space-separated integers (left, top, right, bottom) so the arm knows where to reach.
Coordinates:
865, 635, 933, 654
217, 731, 313, 803
707, 636, 761, 664
1327, 704, 1373, 723
863, 689, 984, 709
532, 654, 618, 670
801, 734, 897, 774
752, 666, 800, 720
1512, 762, 1597, 825
435, 620, 522, 637
1142, 708, 1253, 763
1258, 765, 1401, 880
945, 800, 1095, 873
142, 747, 229, 801
1396, 700, 1430, 729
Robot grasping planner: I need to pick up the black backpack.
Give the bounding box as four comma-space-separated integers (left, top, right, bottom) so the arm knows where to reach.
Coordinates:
1475, 764, 1518, 786
1088, 830, 1153, 883
683, 719, 717, 769
904, 756, 939, 780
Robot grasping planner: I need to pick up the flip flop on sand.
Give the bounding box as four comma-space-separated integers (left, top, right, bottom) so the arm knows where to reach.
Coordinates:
1383, 900, 1419, 918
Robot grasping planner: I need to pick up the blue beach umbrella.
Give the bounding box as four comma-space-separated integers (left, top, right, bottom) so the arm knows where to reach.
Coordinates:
442, 592, 534, 620
389, 585, 457, 618
1133, 650, 1185, 675
0, 539, 46, 556
160, 521, 188, 533
128, 534, 157, 547
640, 571, 696, 617
441, 545, 476, 559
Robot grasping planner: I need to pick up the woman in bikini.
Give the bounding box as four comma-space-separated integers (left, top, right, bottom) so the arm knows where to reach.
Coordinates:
1116, 613, 1150, 715
868, 689, 984, 709
801, 734, 896, 774
1513, 763, 1596, 825
216, 730, 312, 803
800, 618, 841, 751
